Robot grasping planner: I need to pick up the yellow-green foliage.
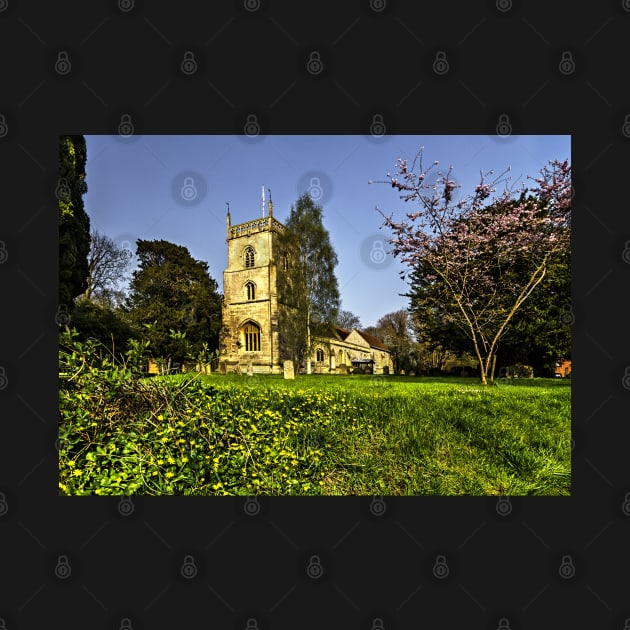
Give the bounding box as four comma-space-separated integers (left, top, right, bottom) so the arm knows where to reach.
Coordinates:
59, 328, 571, 496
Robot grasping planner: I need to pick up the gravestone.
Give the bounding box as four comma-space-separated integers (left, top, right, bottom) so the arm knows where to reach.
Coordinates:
283, 360, 295, 380
247, 361, 253, 377
337, 364, 347, 375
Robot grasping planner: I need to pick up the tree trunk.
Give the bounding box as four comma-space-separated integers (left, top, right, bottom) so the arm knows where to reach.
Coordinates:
479, 366, 488, 385
306, 305, 312, 375
477, 354, 489, 385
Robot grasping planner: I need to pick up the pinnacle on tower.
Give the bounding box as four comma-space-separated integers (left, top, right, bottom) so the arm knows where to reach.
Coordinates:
268, 188, 273, 217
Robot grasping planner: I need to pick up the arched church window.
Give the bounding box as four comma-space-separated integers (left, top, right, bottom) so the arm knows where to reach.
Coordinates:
243, 322, 261, 352
244, 246, 255, 268
245, 281, 255, 301
316, 348, 324, 362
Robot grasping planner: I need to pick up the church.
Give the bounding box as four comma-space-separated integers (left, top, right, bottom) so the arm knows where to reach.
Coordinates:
218, 194, 394, 376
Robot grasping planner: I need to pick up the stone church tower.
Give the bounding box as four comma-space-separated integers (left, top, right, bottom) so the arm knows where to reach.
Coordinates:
219, 192, 394, 376
219, 193, 286, 374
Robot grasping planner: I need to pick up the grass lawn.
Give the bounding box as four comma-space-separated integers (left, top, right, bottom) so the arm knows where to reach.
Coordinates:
58, 372, 571, 496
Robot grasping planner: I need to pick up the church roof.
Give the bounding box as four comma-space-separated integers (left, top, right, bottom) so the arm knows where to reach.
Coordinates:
356, 330, 390, 352
332, 325, 351, 341
309, 321, 390, 352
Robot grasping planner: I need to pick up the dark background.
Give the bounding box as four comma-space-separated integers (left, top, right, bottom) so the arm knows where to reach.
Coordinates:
1, 1, 628, 628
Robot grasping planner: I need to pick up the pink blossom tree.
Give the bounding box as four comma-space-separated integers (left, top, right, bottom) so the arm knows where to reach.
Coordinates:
372, 150, 571, 385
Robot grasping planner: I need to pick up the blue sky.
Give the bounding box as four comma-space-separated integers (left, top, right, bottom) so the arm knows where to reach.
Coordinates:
83, 134, 570, 328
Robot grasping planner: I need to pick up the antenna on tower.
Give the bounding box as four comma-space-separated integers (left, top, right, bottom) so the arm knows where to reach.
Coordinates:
262, 185, 265, 218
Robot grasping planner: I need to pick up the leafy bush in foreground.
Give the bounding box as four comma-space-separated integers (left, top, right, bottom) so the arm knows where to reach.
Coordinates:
59, 328, 342, 495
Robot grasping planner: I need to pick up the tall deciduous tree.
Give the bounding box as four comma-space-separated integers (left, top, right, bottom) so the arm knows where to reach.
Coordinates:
125, 239, 222, 366
374, 151, 571, 384
335, 309, 362, 331
277, 193, 341, 373
59, 135, 91, 309
364, 310, 416, 374
84, 229, 132, 307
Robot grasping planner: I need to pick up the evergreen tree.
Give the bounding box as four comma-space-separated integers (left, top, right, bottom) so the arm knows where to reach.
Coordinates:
496, 249, 570, 374
125, 239, 222, 368
70, 299, 139, 360
59, 135, 91, 310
